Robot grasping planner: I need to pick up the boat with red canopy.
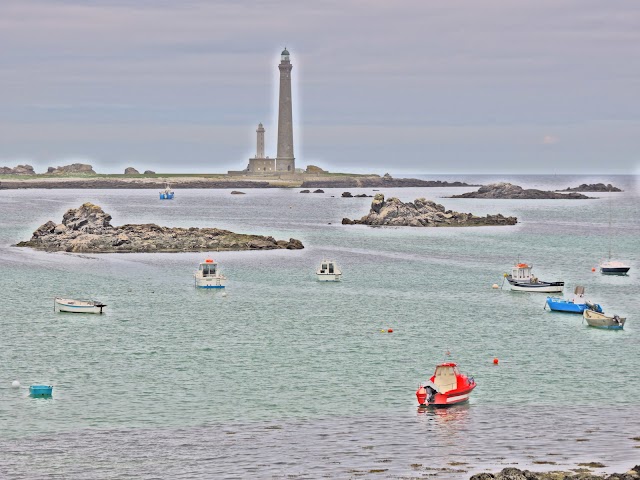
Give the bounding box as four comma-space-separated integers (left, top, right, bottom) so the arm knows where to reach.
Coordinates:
416, 362, 476, 407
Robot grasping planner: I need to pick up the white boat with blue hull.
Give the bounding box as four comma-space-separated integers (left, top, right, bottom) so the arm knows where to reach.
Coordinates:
600, 261, 630, 276
599, 188, 630, 275
55, 297, 106, 314
506, 263, 563, 293
195, 259, 226, 288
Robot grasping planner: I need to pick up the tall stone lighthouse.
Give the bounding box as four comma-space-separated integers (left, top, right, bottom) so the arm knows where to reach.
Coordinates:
276, 48, 295, 172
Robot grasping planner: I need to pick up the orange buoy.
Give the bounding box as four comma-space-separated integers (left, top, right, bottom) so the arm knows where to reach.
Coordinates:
591, 267, 596, 272
493, 358, 499, 365
387, 329, 393, 333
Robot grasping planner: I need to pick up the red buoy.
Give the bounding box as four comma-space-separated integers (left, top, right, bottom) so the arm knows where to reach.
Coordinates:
493, 358, 499, 365
387, 328, 393, 333
416, 386, 427, 405
591, 267, 596, 272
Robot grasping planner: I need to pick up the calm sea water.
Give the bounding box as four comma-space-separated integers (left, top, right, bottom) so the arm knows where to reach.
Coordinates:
1, 175, 638, 478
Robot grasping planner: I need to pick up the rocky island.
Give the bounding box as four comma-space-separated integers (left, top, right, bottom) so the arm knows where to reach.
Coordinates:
16, 203, 303, 253
341, 194, 517, 227
450, 183, 593, 199
0, 164, 35, 175
559, 183, 622, 192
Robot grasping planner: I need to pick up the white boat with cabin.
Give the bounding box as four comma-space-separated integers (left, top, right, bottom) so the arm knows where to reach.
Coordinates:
54, 297, 106, 314
194, 258, 226, 288
600, 260, 630, 276
316, 259, 342, 282
505, 263, 564, 293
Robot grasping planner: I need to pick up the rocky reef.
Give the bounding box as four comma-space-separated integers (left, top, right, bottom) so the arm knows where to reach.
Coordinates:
470, 465, 640, 480
301, 173, 477, 189
0, 164, 35, 175
559, 183, 622, 192
341, 194, 517, 227
451, 183, 592, 199
16, 203, 304, 253
46, 163, 96, 175
124, 167, 140, 175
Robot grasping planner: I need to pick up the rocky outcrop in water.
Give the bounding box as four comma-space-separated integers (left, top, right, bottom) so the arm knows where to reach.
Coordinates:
16, 203, 304, 253
46, 163, 96, 175
144, 170, 156, 175
342, 192, 372, 198
124, 167, 140, 175
559, 183, 622, 192
341, 194, 517, 227
230, 191, 245, 194
451, 183, 592, 199
0, 164, 36, 175
470, 465, 640, 480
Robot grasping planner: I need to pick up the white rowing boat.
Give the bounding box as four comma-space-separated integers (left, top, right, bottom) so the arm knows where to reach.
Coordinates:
54, 297, 107, 314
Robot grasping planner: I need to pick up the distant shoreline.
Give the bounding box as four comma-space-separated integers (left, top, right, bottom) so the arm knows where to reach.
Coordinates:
0, 173, 479, 190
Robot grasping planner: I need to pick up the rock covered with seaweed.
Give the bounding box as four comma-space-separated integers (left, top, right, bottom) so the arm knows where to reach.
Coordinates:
559, 183, 622, 192
450, 183, 593, 199
341, 194, 517, 227
470, 465, 640, 480
16, 203, 304, 253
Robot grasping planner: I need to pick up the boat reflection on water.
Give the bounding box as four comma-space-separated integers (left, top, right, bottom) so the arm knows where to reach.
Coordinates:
416, 403, 472, 435
416, 404, 473, 467
417, 402, 470, 422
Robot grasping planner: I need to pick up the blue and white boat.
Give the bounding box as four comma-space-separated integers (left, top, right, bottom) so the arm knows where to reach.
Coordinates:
546, 286, 602, 314
194, 259, 226, 288
159, 183, 174, 200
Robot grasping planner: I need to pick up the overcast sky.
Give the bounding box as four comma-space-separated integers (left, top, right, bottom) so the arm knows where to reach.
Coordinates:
1, 0, 638, 174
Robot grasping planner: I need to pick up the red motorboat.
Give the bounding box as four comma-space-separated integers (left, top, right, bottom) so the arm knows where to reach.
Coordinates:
416, 362, 476, 407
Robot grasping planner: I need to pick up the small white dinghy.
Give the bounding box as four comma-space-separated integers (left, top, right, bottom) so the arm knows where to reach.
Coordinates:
316, 259, 342, 282
54, 297, 106, 314
194, 258, 227, 288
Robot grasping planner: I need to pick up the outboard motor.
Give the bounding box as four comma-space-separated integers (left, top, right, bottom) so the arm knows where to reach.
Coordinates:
585, 300, 596, 311
426, 386, 437, 403
416, 386, 427, 406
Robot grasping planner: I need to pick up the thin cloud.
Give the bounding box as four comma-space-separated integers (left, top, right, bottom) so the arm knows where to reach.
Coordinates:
0, 0, 638, 173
